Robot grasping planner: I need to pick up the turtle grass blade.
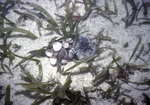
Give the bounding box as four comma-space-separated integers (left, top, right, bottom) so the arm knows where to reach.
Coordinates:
143, 43, 150, 56
63, 55, 96, 74
31, 95, 51, 105
0, 44, 5, 50
25, 88, 51, 94
72, 21, 79, 36
142, 93, 150, 104
123, 0, 138, 27
83, 87, 92, 105
129, 37, 142, 62
28, 47, 46, 57
16, 82, 52, 94
13, 10, 41, 25
122, 0, 129, 16
4, 85, 13, 105
113, 0, 118, 15
95, 28, 104, 44
82, 8, 93, 20
128, 99, 136, 105
4, 64, 13, 76
44, 27, 61, 35
141, 1, 149, 16
3, 28, 37, 39
55, 13, 65, 20
65, 2, 74, 33
13, 10, 42, 35
69, 66, 90, 75
83, 0, 88, 11
139, 21, 150, 26
93, 68, 109, 86
16, 83, 40, 88
124, 63, 149, 69
20, 64, 43, 84
0, 72, 4, 75
70, 2, 76, 15
12, 44, 21, 52
9, 51, 40, 68
60, 21, 67, 36
2, 0, 13, 13
47, 36, 58, 48
126, 0, 136, 8
20, 65, 37, 83
113, 87, 120, 102
118, 97, 126, 105
57, 79, 63, 89
98, 12, 113, 23
123, 42, 129, 47
104, 0, 109, 11
0, 94, 5, 99
28, 2, 58, 27
136, 2, 150, 20
1, 15, 15, 27
99, 35, 112, 41
16, 81, 54, 89
134, 44, 144, 61
122, 93, 134, 100
0, 15, 4, 32
37, 62, 43, 81
56, 35, 74, 42
111, 56, 121, 64
75, 25, 79, 45
65, 1, 70, 15
1, 59, 6, 72
61, 75, 72, 94
13, 10, 34, 20
6, 50, 15, 65
58, 0, 71, 9
17, 84, 52, 94
125, 9, 137, 27
127, 79, 150, 85
14, 55, 36, 68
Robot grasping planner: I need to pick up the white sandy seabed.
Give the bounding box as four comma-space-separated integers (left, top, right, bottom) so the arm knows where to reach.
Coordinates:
0, 0, 150, 105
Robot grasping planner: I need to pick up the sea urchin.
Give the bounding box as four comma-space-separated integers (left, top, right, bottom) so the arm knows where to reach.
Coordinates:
73, 34, 96, 59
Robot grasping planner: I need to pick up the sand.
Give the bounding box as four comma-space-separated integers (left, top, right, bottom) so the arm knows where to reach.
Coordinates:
0, 0, 150, 105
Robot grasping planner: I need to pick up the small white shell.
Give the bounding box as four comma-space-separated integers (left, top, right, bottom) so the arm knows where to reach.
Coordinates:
65, 38, 73, 43
61, 59, 68, 65
45, 49, 53, 57
50, 56, 57, 66
69, 48, 75, 59
53, 42, 62, 52
63, 42, 69, 49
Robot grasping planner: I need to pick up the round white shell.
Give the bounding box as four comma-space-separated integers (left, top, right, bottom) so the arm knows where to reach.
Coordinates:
50, 56, 57, 66
61, 59, 68, 65
63, 42, 69, 49
45, 49, 53, 57
53, 42, 62, 52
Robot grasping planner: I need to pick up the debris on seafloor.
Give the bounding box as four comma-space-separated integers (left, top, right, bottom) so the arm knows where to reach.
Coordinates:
45, 34, 96, 67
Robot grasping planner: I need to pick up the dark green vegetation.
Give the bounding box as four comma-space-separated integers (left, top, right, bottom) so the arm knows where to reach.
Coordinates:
122, 0, 150, 27
16, 67, 90, 105
0, 0, 150, 105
